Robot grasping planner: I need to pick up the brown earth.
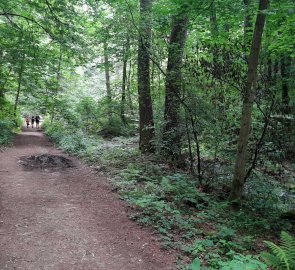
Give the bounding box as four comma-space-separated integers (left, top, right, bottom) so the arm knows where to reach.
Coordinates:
0, 128, 177, 270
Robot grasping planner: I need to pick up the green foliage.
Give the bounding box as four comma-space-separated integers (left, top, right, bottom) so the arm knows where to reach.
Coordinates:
114, 161, 278, 269
185, 239, 215, 256
218, 254, 267, 270
98, 115, 130, 138
43, 119, 87, 154
4, 0, 294, 269
216, 226, 236, 241
44, 114, 293, 269
0, 97, 21, 145
189, 254, 267, 270
189, 258, 201, 270
0, 119, 15, 145
261, 231, 295, 270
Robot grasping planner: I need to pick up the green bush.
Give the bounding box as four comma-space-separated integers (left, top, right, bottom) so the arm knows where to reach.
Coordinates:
0, 97, 21, 145
189, 254, 267, 270
218, 254, 267, 270
0, 119, 14, 145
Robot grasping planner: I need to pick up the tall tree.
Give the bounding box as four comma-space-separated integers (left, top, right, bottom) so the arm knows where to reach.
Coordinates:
163, 11, 189, 163
281, 56, 291, 114
103, 40, 112, 123
243, 0, 253, 49
13, 54, 25, 117
121, 35, 130, 124
137, 0, 154, 152
210, 1, 218, 36
230, 0, 269, 203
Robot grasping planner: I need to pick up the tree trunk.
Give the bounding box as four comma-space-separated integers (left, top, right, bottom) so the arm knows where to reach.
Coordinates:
14, 55, 25, 116
267, 57, 272, 80
56, 47, 62, 83
127, 59, 134, 114
138, 0, 154, 152
0, 67, 12, 99
163, 13, 189, 163
210, 2, 218, 36
50, 47, 62, 123
121, 36, 130, 124
104, 41, 112, 123
243, 0, 253, 50
281, 56, 291, 114
229, 0, 269, 202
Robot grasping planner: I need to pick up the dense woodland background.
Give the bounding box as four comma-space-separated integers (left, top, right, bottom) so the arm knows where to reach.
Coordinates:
0, 0, 294, 269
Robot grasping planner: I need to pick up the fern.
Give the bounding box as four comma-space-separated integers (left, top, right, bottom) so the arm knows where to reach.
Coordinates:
261, 231, 295, 270
281, 231, 295, 260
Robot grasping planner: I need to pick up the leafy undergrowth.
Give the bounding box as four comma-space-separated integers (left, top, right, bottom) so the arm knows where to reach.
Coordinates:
0, 98, 22, 147
44, 123, 295, 269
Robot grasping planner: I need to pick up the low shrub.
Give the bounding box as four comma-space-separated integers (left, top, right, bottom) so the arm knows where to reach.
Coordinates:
0, 119, 15, 145
0, 97, 21, 145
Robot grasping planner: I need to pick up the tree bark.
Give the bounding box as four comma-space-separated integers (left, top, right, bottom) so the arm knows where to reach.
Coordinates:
56, 46, 62, 83
281, 56, 291, 114
138, 0, 154, 152
210, 2, 218, 36
243, 0, 253, 50
127, 59, 134, 114
14, 55, 25, 116
104, 41, 112, 123
0, 67, 11, 99
121, 36, 130, 124
50, 47, 62, 123
229, 0, 269, 202
163, 13, 189, 163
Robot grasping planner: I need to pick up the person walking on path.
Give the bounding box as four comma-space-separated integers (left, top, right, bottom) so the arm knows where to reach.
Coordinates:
25, 116, 30, 128
35, 115, 40, 129
31, 116, 35, 128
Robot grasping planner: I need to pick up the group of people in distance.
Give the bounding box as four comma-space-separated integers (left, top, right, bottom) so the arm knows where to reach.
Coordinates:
25, 115, 41, 129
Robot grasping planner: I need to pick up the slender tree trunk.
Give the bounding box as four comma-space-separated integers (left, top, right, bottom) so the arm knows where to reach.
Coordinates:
50, 47, 62, 123
127, 59, 134, 114
267, 57, 272, 80
274, 60, 279, 79
138, 0, 154, 152
56, 47, 62, 83
281, 56, 291, 114
243, 0, 252, 50
121, 57, 127, 123
104, 41, 112, 123
210, 2, 218, 36
229, 0, 269, 202
0, 67, 12, 99
163, 13, 189, 163
14, 55, 25, 116
185, 112, 194, 174
121, 36, 130, 124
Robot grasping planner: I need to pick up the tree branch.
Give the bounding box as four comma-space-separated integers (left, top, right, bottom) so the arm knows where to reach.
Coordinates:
243, 98, 275, 182
44, 0, 69, 27
0, 12, 54, 39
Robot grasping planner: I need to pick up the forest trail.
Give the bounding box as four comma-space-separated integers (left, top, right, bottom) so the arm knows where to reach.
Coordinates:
0, 128, 176, 270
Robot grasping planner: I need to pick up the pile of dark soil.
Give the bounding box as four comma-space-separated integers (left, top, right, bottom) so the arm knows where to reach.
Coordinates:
19, 154, 74, 170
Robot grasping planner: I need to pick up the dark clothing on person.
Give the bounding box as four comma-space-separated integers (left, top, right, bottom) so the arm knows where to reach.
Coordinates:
25, 117, 30, 128
35, 115, 40, 128
31, 116, 35, 128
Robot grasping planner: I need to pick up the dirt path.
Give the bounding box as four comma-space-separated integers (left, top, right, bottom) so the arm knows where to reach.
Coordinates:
0, 128, 176, 270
